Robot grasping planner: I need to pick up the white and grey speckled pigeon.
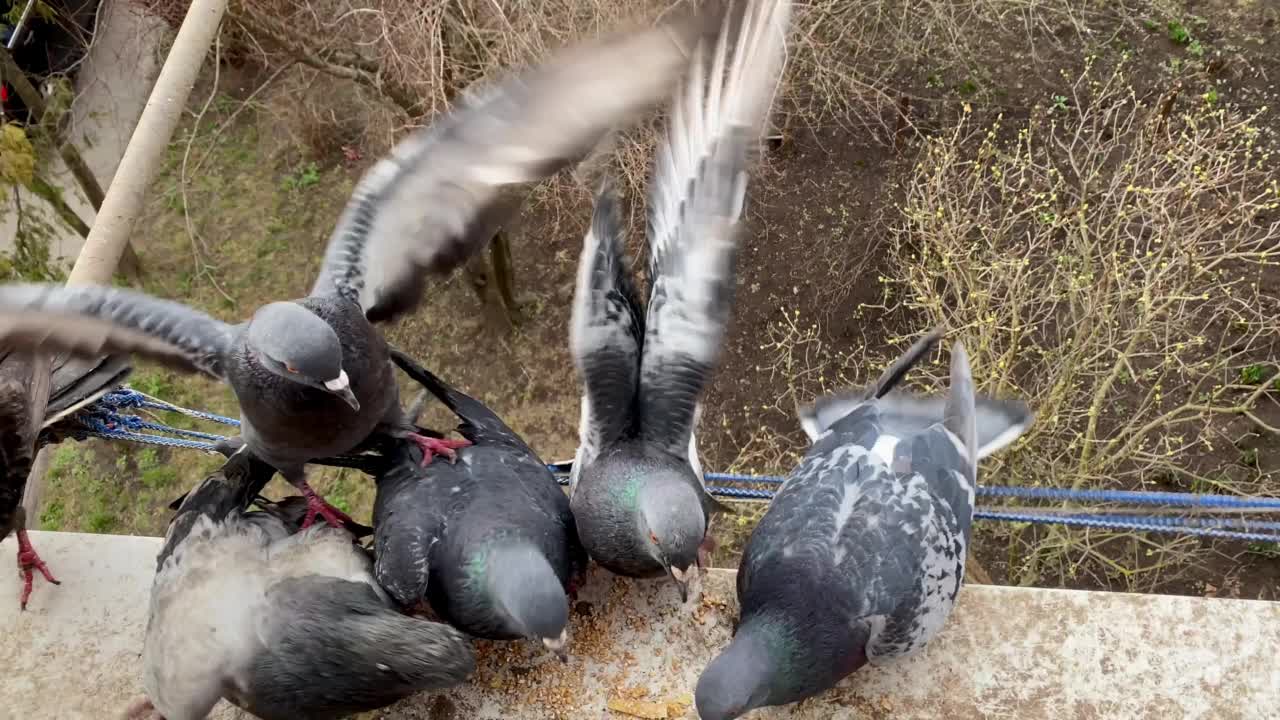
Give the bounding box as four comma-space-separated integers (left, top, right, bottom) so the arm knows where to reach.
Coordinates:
0, 2, 734, 530
567, 0, 792, 602
694, 329, 1034, 720
1, 351, 131, 610
125, 442, 474, 720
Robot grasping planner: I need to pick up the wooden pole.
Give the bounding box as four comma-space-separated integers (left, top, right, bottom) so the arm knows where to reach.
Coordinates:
64, 0, 229, 287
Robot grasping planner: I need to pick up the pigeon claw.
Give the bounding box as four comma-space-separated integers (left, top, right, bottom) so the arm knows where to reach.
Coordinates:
298, 482, 355, 531
697, 533, 719, 571
408, 434, 472, 466
16, 529, 59, 611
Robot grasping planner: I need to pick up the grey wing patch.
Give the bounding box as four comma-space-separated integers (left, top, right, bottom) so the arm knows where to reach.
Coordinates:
0, 284, 234, 380
42, 354, 132, 427
740, 439, 879, 580
802, 387, 1033, 461
570, 183, 644, 457
797, 390, 869, 442
797, 327, 945, 442
864, 475, 967, 663
312, 6, 731, 323
245, 575, 473, 717
863, 421, 981, 663
638, 0, 789, 455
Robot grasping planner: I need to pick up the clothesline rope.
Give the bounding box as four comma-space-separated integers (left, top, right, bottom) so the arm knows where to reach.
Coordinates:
66, 388, 1280, 544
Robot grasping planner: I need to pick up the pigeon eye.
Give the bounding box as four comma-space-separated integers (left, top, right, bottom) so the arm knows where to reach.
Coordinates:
285, 363, 299, 374
649, 532, 659, 545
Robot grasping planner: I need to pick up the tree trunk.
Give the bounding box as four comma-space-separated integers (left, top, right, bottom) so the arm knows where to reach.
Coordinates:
0, 47, 142, 281
27, 176, 90, 238
463, 250, 514, 334
490, 228, 522, 323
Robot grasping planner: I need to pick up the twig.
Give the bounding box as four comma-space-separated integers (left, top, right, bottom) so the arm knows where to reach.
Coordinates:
178, 30, 234, 305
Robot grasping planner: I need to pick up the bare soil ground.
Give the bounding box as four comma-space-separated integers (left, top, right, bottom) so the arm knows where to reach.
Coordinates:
27, 0, 1280, 600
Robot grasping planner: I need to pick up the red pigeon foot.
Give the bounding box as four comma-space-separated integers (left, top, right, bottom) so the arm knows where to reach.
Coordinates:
298, 481, 355, 530
408, 434, 472, 466
16, 527, 59, 610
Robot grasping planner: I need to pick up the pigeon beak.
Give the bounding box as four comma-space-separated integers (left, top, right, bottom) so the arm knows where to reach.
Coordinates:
324, 371, 360, 412
669, 565, 691, 603
542, 629, 569, 663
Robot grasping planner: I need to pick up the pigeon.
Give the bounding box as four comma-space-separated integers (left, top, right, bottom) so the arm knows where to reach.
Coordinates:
693, 329, 1034, 720
0, 0, 740, 531
566, 0, 792, 602
125, 439, 475, 720
368, 349, 587, 661
1, 350, 131, 609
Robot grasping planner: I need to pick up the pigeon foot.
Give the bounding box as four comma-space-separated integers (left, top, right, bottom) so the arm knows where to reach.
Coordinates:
298, 482, 356, 531
16, 528, 60, 611
408, 433, 472, 466
123, 694, 164, 720
696, 533, 719, 571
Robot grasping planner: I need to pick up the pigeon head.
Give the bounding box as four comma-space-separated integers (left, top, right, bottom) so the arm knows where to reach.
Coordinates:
637, 476, 705, 602
695, 622, 777, 720
247, 302, 359, 411
487, 544, 572, 661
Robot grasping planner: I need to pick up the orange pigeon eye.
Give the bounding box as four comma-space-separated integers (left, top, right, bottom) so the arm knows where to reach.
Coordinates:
649, 532, 659, 545
285, 364, 299, 374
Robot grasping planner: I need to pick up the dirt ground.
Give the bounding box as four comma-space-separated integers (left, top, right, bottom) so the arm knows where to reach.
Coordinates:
26, 0, 1280, 600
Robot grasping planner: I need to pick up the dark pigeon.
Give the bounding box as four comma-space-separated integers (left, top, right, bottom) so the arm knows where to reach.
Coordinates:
125, 441, 475, 720
369, 350, 587, 661
0, 350, 131, 609
566, 0, 791, 601
694, 329, 1034, 720
0, 0, 738, 531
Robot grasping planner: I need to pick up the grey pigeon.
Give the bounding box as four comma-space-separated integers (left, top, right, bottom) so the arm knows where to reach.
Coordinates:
693, 329, 1034, 719
0, 0, 739, 531
567, 0, 792, 601
367, 350, 587, 660
125, 441, 475, 720
1, 351, 131, 609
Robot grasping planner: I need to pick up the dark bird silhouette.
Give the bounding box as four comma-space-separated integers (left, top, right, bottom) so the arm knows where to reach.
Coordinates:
566, 0, 791, 602
0, 0, 738, 531
367, 350, 586, 661
694, 329, 1034, 719
124, 440, 475, 720
1, 350, 130, 609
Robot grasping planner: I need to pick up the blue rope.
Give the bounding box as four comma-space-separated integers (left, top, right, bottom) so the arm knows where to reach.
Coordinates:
974, 510, 1280, 544
681, 470, 1280, 510
95, 388, 241, 427
66, 388, 1280, 543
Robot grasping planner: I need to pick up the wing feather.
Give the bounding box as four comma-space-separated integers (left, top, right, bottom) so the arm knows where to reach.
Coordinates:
638, 0, 791, 455
569, 182, 645, 461
0, 284, 233, 379
310, 4, 734, 323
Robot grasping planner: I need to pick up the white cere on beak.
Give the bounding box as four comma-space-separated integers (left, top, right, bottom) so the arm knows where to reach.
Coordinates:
542, 628, 570, 662
670, 565, 690, 584
542, 628, 569, 652
324, 370, 351, 392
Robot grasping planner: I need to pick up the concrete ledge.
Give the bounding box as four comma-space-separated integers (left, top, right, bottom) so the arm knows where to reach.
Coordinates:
3, 530, 1277, 719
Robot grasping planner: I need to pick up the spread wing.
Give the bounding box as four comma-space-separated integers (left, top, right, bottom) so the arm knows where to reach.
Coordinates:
637, 0, 790, 456
309, 3, 734, 323
569, 182, 645, 465
0, 283, 234, 380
